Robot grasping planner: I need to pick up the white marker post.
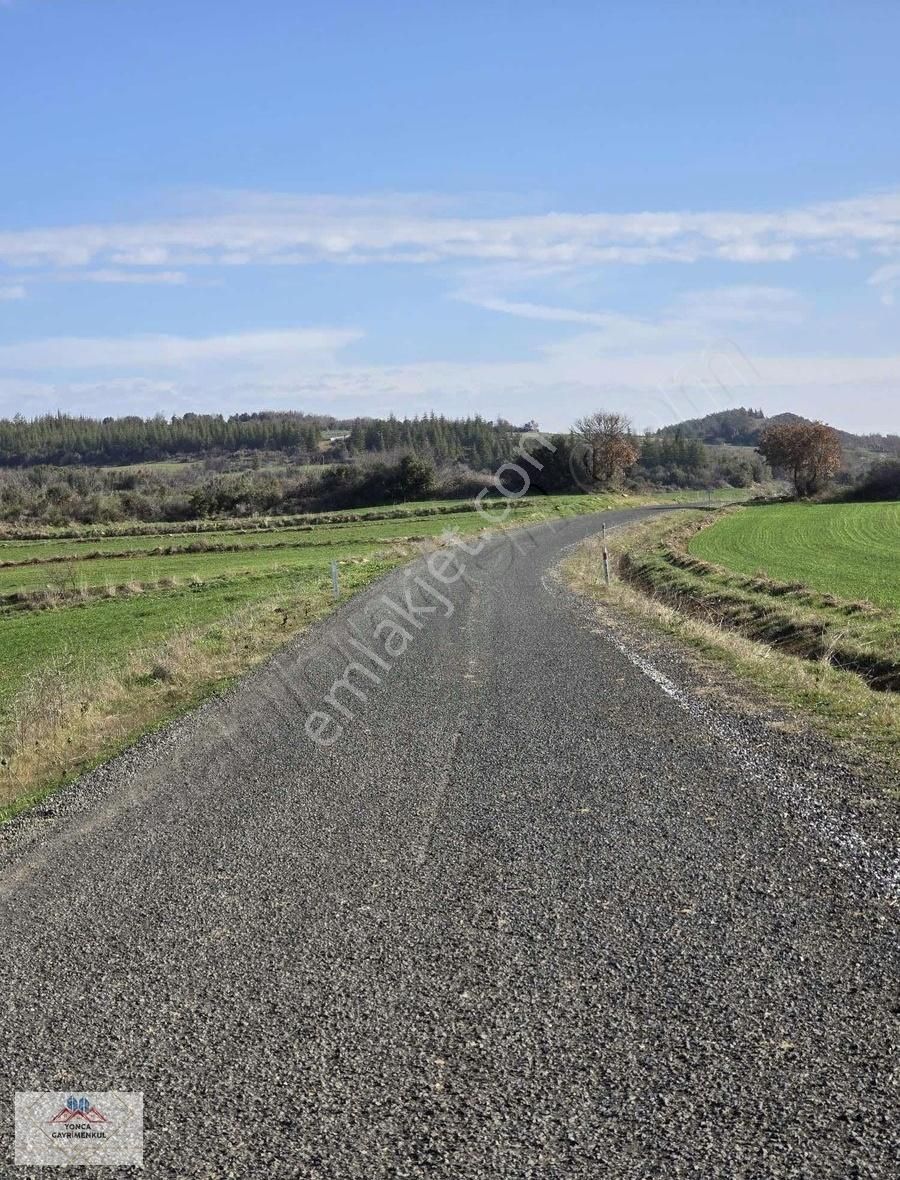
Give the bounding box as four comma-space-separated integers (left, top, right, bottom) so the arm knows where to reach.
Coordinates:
602, 547, 611, 586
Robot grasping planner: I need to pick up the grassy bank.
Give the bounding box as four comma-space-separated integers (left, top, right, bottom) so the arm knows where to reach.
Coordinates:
564, 511, 900, 783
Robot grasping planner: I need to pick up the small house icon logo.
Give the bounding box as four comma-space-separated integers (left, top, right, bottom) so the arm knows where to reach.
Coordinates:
48, 1095, 108, 1125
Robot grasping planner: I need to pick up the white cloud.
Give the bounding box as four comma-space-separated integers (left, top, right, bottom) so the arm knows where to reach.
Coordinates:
868, 261, 900, 306
672, 285, 807, 324
2, 188, 900, 276
78, 269, 189, 285
459, 296, 620, 328
0, 284, 26, 301
0, 326, 362, 371
456, 285, 807, 352
1, 190, 897, 434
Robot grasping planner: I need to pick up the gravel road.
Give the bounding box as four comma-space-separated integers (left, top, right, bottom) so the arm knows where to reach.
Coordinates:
1, 507, 897, 1178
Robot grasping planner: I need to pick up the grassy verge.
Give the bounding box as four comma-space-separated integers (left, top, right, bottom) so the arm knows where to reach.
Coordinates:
563, 512, 900, 785
0, 556, 403, 824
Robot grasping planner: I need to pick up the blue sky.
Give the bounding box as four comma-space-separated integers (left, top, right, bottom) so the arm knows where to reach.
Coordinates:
1, 0, 899, 432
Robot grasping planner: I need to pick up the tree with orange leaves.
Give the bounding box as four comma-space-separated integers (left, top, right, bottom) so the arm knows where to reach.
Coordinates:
757, 421, 842, 496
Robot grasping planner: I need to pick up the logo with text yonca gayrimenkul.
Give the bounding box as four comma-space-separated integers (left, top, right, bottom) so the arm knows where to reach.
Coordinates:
48, 1095, 109, 1127
15, 1088, 144, 1166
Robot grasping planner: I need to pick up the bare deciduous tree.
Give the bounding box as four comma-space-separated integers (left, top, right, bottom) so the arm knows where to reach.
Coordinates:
573, 411, 640, 487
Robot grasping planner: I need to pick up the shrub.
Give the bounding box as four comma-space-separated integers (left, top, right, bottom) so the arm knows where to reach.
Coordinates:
848, 458, 900, 502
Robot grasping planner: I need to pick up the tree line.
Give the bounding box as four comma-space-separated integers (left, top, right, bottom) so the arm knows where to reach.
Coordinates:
5, 405, 877, 529
0, 411, 522, 468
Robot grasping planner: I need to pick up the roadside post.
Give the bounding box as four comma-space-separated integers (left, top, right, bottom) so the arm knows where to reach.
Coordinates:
331, 560, 340, 600
602, 546, 611, 586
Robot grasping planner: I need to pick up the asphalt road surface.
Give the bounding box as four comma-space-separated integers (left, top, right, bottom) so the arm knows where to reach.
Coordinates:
1, 507, 898, 1178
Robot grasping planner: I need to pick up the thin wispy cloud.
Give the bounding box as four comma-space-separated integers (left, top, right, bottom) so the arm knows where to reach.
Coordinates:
672, 286, 807, 325
0, 326, 362, 371
456, 296, 620, 327
456, 285, 808, 348
78, 269, 189, 286
868, 262, 900, 306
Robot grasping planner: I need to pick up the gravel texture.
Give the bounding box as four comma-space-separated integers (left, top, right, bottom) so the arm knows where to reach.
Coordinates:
0, 506, 897, 1178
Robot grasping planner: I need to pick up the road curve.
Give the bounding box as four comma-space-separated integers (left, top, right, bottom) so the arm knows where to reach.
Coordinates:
1, 507, 897, 1178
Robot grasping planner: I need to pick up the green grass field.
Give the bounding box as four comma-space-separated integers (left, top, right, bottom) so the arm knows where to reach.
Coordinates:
689, 502, 900, 609
0, 510, 512, 594
0, 501, 515, 708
